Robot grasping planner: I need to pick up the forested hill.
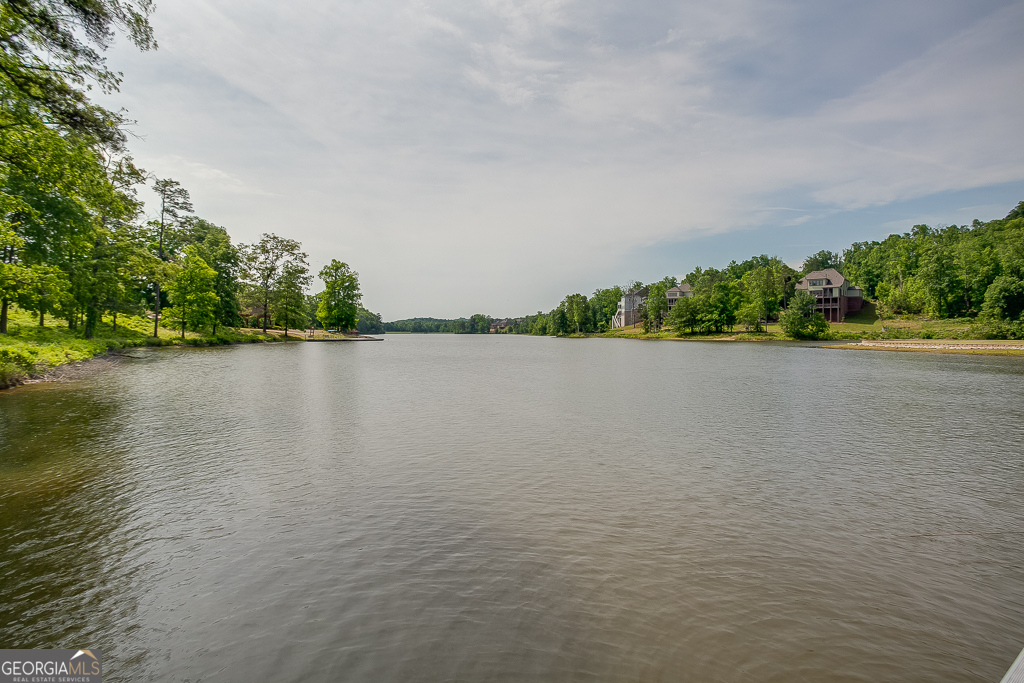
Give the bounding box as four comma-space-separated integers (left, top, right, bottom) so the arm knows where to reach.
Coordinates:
381, 316, 491, 334
845, 201, 1024, 318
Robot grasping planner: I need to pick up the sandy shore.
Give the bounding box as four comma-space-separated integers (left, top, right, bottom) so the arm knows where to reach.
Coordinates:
825, 340, 1024, 355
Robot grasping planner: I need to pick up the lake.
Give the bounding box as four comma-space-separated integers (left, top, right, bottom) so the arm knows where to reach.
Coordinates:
2, 335, 1024, 682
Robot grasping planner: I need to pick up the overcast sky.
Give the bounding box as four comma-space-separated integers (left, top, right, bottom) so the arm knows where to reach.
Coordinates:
100, 0, 1024, 319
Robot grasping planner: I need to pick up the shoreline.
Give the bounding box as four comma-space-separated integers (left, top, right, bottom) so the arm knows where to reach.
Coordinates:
1, 333, 278, 392
825, 340, 1024, 356
2, 330, 386, 392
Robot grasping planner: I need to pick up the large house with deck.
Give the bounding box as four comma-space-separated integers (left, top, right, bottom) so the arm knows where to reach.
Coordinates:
666, 283, 692, 310
794, 268, 863, 322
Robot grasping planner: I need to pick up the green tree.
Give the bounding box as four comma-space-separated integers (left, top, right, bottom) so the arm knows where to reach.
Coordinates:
740, 265, 784, 331
702, 282, 741, 332
305, 293, 321, 330
590, 286, 623, 328
779, 291, 830, 340
469, 313, 491, 333
0, 0, 155, 150
549, 306, 569, 335
316, 259, 360, 331
0, 217, 64, 333
187, 219, 241, 333
666, 295, 701, 334
272, 262, 311, 337
643, 282, 670, 332
165, 245, 218, 339
563, 293, 589, 333
242, 234, 308, 333
982, 276, 1024, 321
801, 250, 842, 274
150, 178, 193, 337
356, 307, 383, 334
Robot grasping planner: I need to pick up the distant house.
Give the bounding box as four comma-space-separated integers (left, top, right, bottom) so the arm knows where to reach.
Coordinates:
666, 283, 692, 310
794, 268, 863, 322
611, 287, 648, 328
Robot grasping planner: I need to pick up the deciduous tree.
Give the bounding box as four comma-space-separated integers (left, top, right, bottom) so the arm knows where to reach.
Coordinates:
242, 234, 308, 333
316, 259, 360, 332
165, 246, 218, 339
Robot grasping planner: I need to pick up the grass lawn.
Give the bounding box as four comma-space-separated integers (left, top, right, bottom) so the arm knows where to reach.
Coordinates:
1, 306, 272, 388
827, 302, 973, 338
595, 300, 998, 343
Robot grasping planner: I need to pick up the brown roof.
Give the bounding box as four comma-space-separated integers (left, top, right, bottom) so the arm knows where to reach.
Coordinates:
796, 268, 845, 289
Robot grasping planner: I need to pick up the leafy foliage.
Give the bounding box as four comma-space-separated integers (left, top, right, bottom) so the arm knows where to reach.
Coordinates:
779, 291, 830, 340
164, 246, 218, 338
316, 259, 359, 331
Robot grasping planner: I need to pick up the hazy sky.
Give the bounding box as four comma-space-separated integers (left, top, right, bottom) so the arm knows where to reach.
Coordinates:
100, 0, 1024, 319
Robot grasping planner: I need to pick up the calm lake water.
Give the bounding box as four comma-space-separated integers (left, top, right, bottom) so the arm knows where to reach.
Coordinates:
2, 335, 1024, 682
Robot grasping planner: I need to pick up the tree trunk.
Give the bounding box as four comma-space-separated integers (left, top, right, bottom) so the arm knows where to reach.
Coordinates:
39, 309, 44, 327
213, 321, 217, 336
153, 282, 161, 338
263, 291, 269, 333
84, 304, 98, 339
0, 298, 8, 334
181, 319, 185, 339
112, 310, 117, 332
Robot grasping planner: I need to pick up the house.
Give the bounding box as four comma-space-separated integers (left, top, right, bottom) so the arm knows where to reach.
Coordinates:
794, 268, 863, 322
611, 287, 648, 328
666, 283, 692, 310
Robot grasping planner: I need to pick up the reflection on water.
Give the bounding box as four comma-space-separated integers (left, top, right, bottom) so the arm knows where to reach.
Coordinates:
2, 337, 1024, 682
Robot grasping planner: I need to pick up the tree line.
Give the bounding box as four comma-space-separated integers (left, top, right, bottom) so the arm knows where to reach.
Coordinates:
381, 315, 492, 334
500, 202, 1024, 339
0, 0, 366, 339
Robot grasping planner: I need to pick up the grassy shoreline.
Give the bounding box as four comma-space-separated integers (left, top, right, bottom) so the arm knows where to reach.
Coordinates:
586, 302, 1022, 349
0, 307, 274, 390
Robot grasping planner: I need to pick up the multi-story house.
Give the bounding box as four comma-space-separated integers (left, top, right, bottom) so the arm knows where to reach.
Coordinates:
794, 268, 863, 322
666, 283, 692, 310
611, 287, 648, 328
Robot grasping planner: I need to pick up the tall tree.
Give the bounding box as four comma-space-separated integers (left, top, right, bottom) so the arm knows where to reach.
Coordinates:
150, 178, 192, 337
272, 261, 311, 337
242, 233, 308, 333
316, 259, 360, 332
186, 218, 241, 334
545, 307, 566, 335
741, 265, 784, 332
0, 0, 155, 150
590, 285, 623, 330
563, 293, 589, 333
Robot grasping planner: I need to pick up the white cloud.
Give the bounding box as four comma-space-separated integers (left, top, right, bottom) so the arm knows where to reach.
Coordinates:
101, 0, 1024, 317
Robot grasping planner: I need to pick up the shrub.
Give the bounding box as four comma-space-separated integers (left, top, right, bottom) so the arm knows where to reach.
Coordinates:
0, 346, 39, 371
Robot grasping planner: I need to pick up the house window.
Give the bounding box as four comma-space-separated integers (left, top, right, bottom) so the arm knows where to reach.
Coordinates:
809, 279, 823, 286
